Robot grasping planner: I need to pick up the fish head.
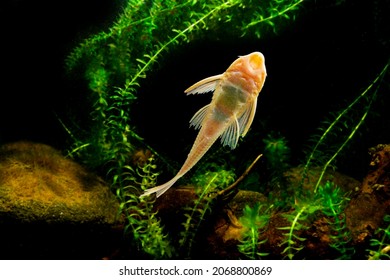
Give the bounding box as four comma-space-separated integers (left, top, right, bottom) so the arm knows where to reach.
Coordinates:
241, 52, 267, 80
227, 52, 267, 96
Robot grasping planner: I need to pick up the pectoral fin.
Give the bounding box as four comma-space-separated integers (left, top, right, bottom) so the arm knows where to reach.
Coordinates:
220, 116, 240, 149
220, 98, 258, 149
238, 98, 258, 137
185, 74, 223, 95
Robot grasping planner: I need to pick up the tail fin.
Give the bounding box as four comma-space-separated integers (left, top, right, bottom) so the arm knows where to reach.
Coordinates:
140, 177, 178, 198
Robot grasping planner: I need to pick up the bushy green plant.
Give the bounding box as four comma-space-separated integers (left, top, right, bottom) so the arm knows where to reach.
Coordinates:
263, 133, 290, 173
277, 183, 355, 259
238, 203, 271, 259
66, 85, 140, 171
262, 133, 291, 193
317, 181, 354, 259
117, 156, 173, 259
67, 0, 305, 74
278, 201, 320, 259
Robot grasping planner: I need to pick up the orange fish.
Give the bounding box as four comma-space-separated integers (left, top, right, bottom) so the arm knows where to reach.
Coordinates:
141, 52, 267, 198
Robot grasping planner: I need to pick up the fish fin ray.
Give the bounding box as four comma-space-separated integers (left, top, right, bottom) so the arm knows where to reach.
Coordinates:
189, 104, 210, 130
220, 117, 240, 149
238, 98, 258, 137
185, 74, 223, 95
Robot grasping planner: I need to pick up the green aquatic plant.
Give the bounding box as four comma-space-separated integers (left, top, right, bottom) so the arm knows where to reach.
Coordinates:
67, 0, 305, 72
279, 200, 320, 259
179, 163, 235, 257
263, 133, 290, 172
64, 83, 169, 259
241, 0, 304, 37
259, 63, 388, 259
66, 84, 140, 170
263, 133, 291, 189
367, 215, 390, 260
270, 61, 390, 259
274, 180, 355, 259
111, 0, 304, 112
259, 61, 389, 259
117, 156, 173, 258
317, 181, 354, 259
301, 62, 389, 193
238, 203, 271, 259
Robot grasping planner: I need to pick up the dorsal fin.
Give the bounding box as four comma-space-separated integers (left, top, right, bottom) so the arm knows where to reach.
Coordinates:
185, 74, 223, 95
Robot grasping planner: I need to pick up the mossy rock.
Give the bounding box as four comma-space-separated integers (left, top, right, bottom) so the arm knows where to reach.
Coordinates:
0, 141, 120, 225
0, 141, 122, 259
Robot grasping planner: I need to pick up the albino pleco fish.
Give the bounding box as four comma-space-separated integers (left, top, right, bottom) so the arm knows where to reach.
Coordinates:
141, 52, 267, 198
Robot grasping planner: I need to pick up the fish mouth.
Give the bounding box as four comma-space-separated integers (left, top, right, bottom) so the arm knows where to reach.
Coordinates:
248, 52, 265, 71
242, 52, 266, 79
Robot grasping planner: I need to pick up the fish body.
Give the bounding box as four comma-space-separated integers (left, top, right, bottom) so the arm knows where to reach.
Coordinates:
141, 52, 267, 198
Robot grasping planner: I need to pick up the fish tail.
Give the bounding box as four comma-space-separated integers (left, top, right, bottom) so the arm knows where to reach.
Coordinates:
140, 177, 178, 198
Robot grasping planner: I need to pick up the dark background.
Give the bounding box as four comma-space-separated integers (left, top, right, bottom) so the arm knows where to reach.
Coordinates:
1, 0, 389, 180
1, 0, 120, 147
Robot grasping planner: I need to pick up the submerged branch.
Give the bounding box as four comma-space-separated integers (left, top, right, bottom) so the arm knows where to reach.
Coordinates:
216, 153, 263, 202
